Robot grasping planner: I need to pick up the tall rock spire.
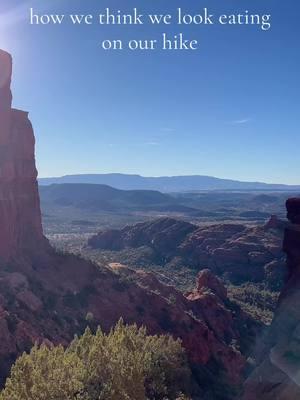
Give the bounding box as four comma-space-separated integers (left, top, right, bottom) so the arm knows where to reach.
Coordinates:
0, 49, 44, 261
0, 50, 12, 143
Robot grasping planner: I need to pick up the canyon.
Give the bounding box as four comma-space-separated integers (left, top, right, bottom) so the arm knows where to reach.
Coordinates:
0, 49, 256, 398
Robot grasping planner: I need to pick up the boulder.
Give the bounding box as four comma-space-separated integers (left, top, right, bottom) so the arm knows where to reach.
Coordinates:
195, 269, 228, 301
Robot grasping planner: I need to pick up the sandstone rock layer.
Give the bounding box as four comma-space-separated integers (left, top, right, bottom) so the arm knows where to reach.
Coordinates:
0, 50, 44, 262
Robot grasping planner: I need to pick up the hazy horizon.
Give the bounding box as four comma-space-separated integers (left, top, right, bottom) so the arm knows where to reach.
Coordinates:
38, 171, 300, 187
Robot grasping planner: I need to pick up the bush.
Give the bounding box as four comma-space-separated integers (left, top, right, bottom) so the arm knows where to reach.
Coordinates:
0, 320, 191, 400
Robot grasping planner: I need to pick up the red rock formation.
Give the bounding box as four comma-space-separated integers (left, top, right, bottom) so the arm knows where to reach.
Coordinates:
88, 217, 196, 254
194, 269, 228, 301
121, 266, 255, 382
242, 199, 300, 399
180, 223, 283, 281
0, 51, 12, 143
0, 50, 45, 262
89, 218, 285, 286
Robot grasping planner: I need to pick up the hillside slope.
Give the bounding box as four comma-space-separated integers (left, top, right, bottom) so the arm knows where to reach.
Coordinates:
39, 183, 194, 213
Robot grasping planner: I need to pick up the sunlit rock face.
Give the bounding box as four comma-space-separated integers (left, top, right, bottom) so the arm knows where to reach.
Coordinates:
0, 50, 12, 144
0, 50, 11, 89
0, 49, 44, 261
0, 51, 11, 88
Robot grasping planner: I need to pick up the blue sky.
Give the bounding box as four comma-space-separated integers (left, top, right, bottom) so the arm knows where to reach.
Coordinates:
0, 0, 299, 183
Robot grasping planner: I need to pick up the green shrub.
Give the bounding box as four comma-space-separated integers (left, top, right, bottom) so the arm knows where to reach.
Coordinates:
0, 320, 191, 400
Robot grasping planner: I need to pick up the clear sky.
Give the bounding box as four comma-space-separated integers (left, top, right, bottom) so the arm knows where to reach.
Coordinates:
0, 0, 299, 183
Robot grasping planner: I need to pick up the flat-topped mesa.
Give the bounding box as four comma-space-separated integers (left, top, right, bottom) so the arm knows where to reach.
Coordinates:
0, 49, 44, 261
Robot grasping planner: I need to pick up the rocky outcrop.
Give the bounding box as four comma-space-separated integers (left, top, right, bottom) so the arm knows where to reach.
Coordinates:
0, 50, 45, 262
242, 199, 300, 399
89, 217, 197, 255
180, 222, 284, 283
193, 269, 228, 301
116, 266, 257, 379
186, 270, 236, 342
89, 218, 285, 287
0, 51, 12, 143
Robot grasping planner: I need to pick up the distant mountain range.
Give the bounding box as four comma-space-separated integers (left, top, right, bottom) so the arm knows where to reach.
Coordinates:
39, 173, 300, 192
39, 183, 292, 221
39, 183, 194, 213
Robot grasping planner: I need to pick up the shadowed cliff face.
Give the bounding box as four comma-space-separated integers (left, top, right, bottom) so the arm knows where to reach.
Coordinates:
242, 199, 300, 400
0, 50, 44, 262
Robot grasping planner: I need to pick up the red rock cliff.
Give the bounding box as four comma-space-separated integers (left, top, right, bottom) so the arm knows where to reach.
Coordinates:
0, 50, 44, 261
